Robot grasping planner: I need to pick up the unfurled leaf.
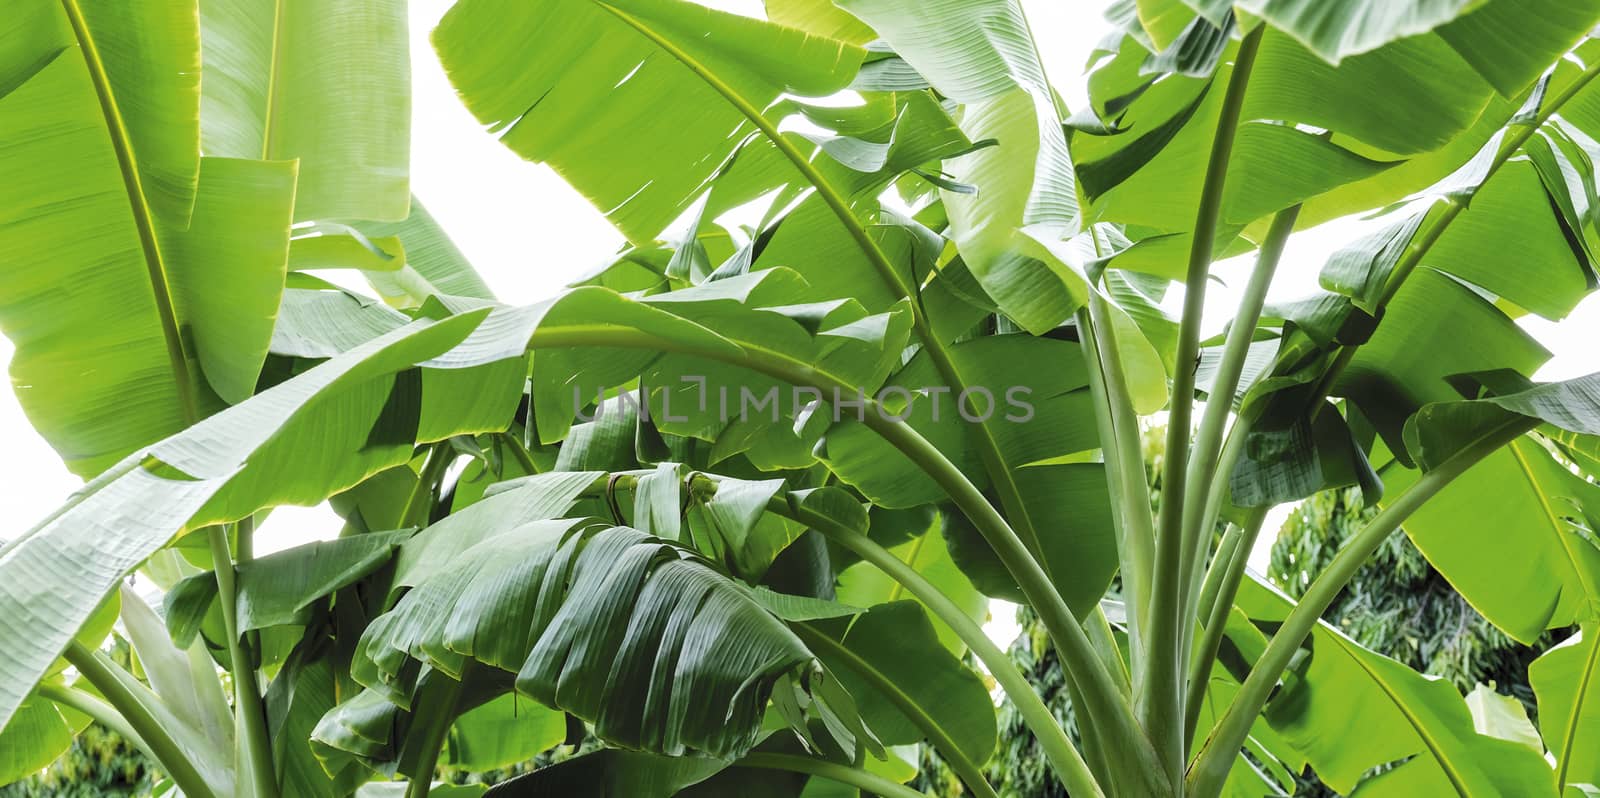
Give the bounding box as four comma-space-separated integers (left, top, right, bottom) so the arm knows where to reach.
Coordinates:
199, 0, 410, 221
434, 0, 863, 244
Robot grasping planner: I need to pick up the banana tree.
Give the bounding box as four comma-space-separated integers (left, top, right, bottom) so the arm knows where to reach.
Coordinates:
5, 0, 1600, 797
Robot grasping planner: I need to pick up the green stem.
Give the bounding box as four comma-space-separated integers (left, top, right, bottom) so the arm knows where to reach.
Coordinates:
1180, 418, 1260, 672
1193, 523, 1245, 633
737, 753, 934, 798
209, 522, 278, 798
401, 443, 455, 529
1081, 298, 1155, 666
1145, 27, 1264, 781
1087, 603, 1133, 698
1063, 674, 1115, 789
861, 405, 1167, 794
37, 683, 147, 757
776, 495, 1106, 798
1182, 509, 1266, 745
404, 670, 468, 798
500, 431, 540, 476
1186, 415, 1536, 797
1178, 206, 1298, 618
792, 625, 1002, 798
63, 642, 217, 798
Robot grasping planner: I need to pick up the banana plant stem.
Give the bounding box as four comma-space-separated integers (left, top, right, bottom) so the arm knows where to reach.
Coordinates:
1186, 416, 1537, 797
1082, 298, 1156, 665
404, 669, 469, 798
860, 407, 1169, 794
1186, 416, 1254, 634
401, 442, 455, 530
1182, 509, 1267, 745
37, 683, 148, 761
208, 522, 279, 798
1145, 27, 1264, 782
738, 753, 937, 798
1177, 205, 1298, 624
499, 431, 541, 476
64, 641, 218, 798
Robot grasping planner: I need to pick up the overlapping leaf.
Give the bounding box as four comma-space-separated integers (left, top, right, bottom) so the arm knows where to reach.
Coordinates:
351, 519, 816, 760
199, 0, 410, 222
1232, 576, 1556, 795
0, 0, 296, 475
433, 0, 863, 245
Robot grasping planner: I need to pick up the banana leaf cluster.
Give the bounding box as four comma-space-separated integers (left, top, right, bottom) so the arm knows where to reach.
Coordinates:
5, 1, 1600, 797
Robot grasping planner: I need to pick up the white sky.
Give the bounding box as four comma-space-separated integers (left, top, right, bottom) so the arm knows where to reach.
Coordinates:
3, 1, 1597, 620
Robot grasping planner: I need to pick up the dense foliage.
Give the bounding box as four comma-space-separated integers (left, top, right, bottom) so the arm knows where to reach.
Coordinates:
5, 0, 1600, 797
940, 483, 1561, 797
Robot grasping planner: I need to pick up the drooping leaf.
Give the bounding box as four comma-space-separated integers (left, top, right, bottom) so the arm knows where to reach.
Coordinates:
0, 1, 293, 475
353, 520, 817, 760
1230, 401, 1381, 508
433, 0, 863, 244
1235, 0, 1482, 63
0, 312, 512, 734
796, 601, 997, 767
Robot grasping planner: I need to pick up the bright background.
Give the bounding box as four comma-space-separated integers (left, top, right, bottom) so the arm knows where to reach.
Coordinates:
4, 1, 1596, 639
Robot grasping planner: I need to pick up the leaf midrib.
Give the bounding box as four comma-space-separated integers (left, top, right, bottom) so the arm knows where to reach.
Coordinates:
58, 0, 196, 424
1507, 438, 1600, 613
260, 0, 286, 159
1556, 630, 1600, 790
1336, 636, 1475, 796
